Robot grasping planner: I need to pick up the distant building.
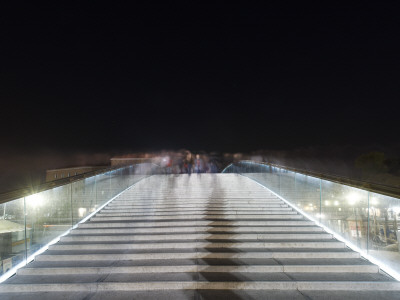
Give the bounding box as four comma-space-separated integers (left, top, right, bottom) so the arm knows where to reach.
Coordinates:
110, 153, 153, 167
45, 166, 106, 182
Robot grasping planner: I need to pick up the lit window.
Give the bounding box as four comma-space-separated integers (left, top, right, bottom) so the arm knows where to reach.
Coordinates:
67, 173, 70, 177
54, 174, 57, 179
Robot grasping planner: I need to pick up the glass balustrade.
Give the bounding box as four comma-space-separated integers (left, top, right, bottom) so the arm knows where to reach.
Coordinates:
0, 197, 25, 275
0, 163, 160, 280
223, 161, 400, 279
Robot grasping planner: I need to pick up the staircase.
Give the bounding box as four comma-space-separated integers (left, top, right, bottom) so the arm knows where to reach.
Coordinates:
1, 174, 399, 299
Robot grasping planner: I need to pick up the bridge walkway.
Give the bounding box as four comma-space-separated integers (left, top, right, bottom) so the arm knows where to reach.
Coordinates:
0, 174, 399, 299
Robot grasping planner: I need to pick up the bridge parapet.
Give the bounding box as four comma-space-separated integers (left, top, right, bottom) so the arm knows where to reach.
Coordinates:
223, 160, 400, 281
0, 163, 161, 282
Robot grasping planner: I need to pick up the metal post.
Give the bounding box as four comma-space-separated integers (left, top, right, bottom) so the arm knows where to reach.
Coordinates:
367, 191, 370, 252
294, 173, 297, 203
109, 168, 112, 199
94, 174, 98, 205
24, 196, 27, 265
319, 179, 322, 223
355, 207, 360, 248
70, 183, 73, 227
278, 168, 281, 195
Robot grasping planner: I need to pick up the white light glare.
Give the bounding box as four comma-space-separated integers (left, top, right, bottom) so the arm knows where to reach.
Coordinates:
78, 207, 87, 218
370, 197, 379, 205
26, 194, 44, 208
347, 193, 360, 206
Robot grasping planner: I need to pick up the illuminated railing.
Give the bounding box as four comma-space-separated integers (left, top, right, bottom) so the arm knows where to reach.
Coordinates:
223, 161, 400, 280
0, 163, 161, 281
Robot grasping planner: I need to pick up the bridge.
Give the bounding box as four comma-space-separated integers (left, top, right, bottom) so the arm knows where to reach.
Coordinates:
0, 163, 400, 299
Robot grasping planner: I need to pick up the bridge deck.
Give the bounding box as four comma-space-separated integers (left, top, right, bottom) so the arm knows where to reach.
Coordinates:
0, 174, 399, 299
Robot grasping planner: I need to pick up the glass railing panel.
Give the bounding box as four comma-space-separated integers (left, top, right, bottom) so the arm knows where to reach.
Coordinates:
114, 168, 122, 189
260, 167, 280, 194
109, 169, 120, 199
95, 172, 111, 206
124, 166, 136, 188
120, 168, 127, 190
321, 180, 369, 250
368, 192, 400, 273
278, 169, 296, 203
121, 168, 128, 189
0, 197, 25, 275
223, 160, 400, 279
71, 176, 97, 224
25, 184, 72, 258
286, 172, 321, 220
238, 163, 281, 194
0, 163, 162, 283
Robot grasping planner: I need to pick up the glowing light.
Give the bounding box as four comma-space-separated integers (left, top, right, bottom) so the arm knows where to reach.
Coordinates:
324, 200, 330, 206
26, 194, 44, 208
347, 193, 360, 206
334, 200, 339, 206
78, 207, 87, 218
370, 197, 379, 205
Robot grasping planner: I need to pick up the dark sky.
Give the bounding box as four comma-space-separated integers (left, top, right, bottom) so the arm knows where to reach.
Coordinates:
1, 2, 399, 155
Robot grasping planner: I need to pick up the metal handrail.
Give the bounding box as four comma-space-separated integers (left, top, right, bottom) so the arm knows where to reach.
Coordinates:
236, 160, 400, 199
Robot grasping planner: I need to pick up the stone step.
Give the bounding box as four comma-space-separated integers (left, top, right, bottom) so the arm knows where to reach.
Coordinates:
17, 264, 379, 276
1, 281, 399, 293
36, 251, 360, 262
111, 196, 281, 199
61, 233, 333, 242
110, 199, 283, 202
112, 195, 277, 198
10, 271, 391, 285
1, 289, 398, 300
71, 226, 324, 234
13, 268, 393, 281
108, 202, 286, 207
90, 214, 304, 221
96, 211, 298, 216
80, 220, 315, 227
103, 207, 292, 212
27, 257, 368, 268
106, 204, 289, 209
49, 241, 345, 250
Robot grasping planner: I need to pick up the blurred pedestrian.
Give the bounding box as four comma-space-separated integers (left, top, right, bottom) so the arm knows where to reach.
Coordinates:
183, 151, 194, 175
194, 154, 204, 173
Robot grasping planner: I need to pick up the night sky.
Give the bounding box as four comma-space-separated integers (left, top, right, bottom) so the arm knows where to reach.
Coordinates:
0, 3, 399, 184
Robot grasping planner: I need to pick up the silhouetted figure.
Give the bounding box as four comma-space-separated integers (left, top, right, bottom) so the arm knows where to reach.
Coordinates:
183, 151, 194, 175
194, 154, 204, 174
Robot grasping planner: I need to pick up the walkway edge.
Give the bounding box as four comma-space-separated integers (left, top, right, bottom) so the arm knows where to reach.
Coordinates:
1, 281, 400, 292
